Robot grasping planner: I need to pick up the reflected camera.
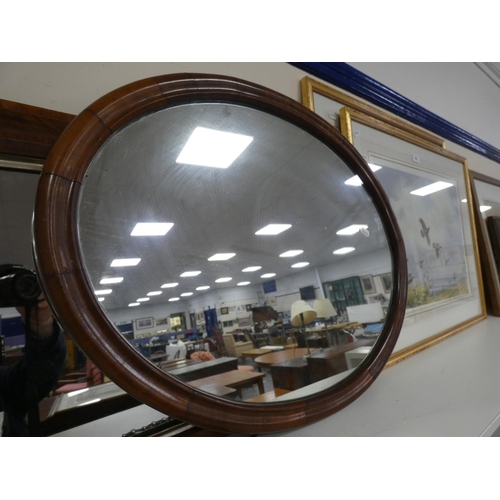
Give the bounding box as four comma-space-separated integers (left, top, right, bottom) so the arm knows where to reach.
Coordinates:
0, 264, 41, 307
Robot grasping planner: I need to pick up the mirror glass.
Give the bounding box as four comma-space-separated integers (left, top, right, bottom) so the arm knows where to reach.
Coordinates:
77, 102, 392, 403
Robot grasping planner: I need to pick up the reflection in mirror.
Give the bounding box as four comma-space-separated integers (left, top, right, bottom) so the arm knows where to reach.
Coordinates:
77, 103, 392, 403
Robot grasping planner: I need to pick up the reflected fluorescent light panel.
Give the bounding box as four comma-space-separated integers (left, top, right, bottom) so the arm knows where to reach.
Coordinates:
169, 297, 180, 302
98, 297, 105, 302
255, 224, 291, 235
147, 291, 162, 296
237, 281, 251, 286
279, 250, 303, 258
208, 253, 236, 261
480, 205, 492, 212
261, 273, 276, 278
215, 277, 232, 283
131, 222, 173, 236
333, 247, 355, 255
196, 286, 210, 290
242, 266, 261, 272
161, 282, 178, 288
176, 127, 253, 169
136, 298, 150, 302
181, 292, 193, 297
111, 258, 141, 267
95, 289, 112, 295
100, 277, 123, 284
128, 303, 140, 307
336, 224, 368, 235
180, 271, 201, 277
291, 262, 309, 268
410, 181, 453, 196
345, 163, 382, 186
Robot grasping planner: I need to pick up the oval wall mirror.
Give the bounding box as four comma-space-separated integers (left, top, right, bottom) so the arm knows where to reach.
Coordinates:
33, 74, 407, 434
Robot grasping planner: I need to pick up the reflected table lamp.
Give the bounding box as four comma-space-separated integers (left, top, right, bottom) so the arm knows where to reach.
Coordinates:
291, 300, 317, 356
313, 299, 338, 348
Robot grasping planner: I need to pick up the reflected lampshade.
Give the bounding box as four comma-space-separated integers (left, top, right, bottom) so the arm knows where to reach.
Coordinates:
313, 299, 337, 319
291, 300, 318, 327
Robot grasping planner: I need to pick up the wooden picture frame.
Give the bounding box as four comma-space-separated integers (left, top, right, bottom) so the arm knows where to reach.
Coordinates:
469, 170, 500, 316
338, 106, 486, 364
220, 307, 229, 315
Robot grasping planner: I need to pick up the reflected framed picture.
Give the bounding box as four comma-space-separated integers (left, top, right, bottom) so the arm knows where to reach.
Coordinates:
469, 170, 500, 316
379, 273, 392, 294
336, 105, 486, 362
156, 317, 168, 326
360, 275, 375, 294
136, 317, 154, 330
220, 307, 229, 315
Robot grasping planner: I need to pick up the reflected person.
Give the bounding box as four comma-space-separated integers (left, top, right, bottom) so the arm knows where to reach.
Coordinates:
0, 296, 66, 436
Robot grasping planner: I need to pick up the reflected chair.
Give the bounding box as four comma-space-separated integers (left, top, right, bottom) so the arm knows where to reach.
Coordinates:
54, 358, 103, 395
222, 332, 254, 358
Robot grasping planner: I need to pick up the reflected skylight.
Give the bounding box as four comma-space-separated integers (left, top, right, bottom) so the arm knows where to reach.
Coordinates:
410, 181, 453, 196
176, 127, 253, 169
255, 224, 291, 235
131, 222, 174, 236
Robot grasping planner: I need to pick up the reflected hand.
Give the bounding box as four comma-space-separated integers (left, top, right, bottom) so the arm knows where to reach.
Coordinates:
16, 294, 54, 339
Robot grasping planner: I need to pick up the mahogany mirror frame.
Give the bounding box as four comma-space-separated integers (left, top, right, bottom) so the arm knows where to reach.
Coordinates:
33, 73, 407, 434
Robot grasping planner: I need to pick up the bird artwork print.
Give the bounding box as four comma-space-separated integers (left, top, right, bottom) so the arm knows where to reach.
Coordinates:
419, 218, 431, 246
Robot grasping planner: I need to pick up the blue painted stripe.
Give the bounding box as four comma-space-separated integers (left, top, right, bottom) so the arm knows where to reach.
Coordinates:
290, 62, 500, 164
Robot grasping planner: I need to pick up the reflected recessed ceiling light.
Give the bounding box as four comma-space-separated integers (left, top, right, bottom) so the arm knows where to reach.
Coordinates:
237, 281, 251, 286
410, 181, 453, 196
161, 282, 179, 288
461, 199, 468, 203
181, 292, 193, 297
176, 127, 253, 169
111, 258, 141, 267
128, 303, 140, 307
333, 247, 355, 255
100, 277, 124, 284
180, 271, 201, 277
98, 297, 105, 302
345, 164, 382, 186
136, 298, 150, 302
291, 262, 310, 268
208, 253, 236, 261
95, 289, 112, 295
147, 291, 162, 296
279, 250, 303, 258
242, 266, 262, 272
215, 277, 232, 283
480, 205, 492, 212
131, 222, 174, 236
261, 273, 276, 278
196, 286, 210, 290
255, 224, 291, 235
169, 297, 180, 302
336, 224, 369, 235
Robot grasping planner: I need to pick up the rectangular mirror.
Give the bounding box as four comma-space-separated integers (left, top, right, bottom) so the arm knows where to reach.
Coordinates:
469, 171, 500, 316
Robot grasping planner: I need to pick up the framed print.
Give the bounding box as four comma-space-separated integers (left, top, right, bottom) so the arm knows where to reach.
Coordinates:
360, 274, 375, 294
469, 170, 500, 316
136, 317, 154, 330
220, 307, 229, 315
379, 273, 393, 294
268, 296, 278, 306
156, 317, 168, 326
338, 106, 486, 363
238, 317, 252, 327
245, 304, 252, 311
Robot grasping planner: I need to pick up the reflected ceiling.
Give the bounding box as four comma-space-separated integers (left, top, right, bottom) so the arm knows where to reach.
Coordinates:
78, 103, 388, 311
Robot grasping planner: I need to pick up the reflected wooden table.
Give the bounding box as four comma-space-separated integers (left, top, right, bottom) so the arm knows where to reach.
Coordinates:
189, 370, 266, 398
254, 348, 310, 369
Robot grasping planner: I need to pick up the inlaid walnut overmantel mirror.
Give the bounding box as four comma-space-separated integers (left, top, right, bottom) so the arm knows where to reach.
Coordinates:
33, 74, 407, 434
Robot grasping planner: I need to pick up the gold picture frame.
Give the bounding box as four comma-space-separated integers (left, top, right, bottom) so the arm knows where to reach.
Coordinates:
338, 106, 486, 366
